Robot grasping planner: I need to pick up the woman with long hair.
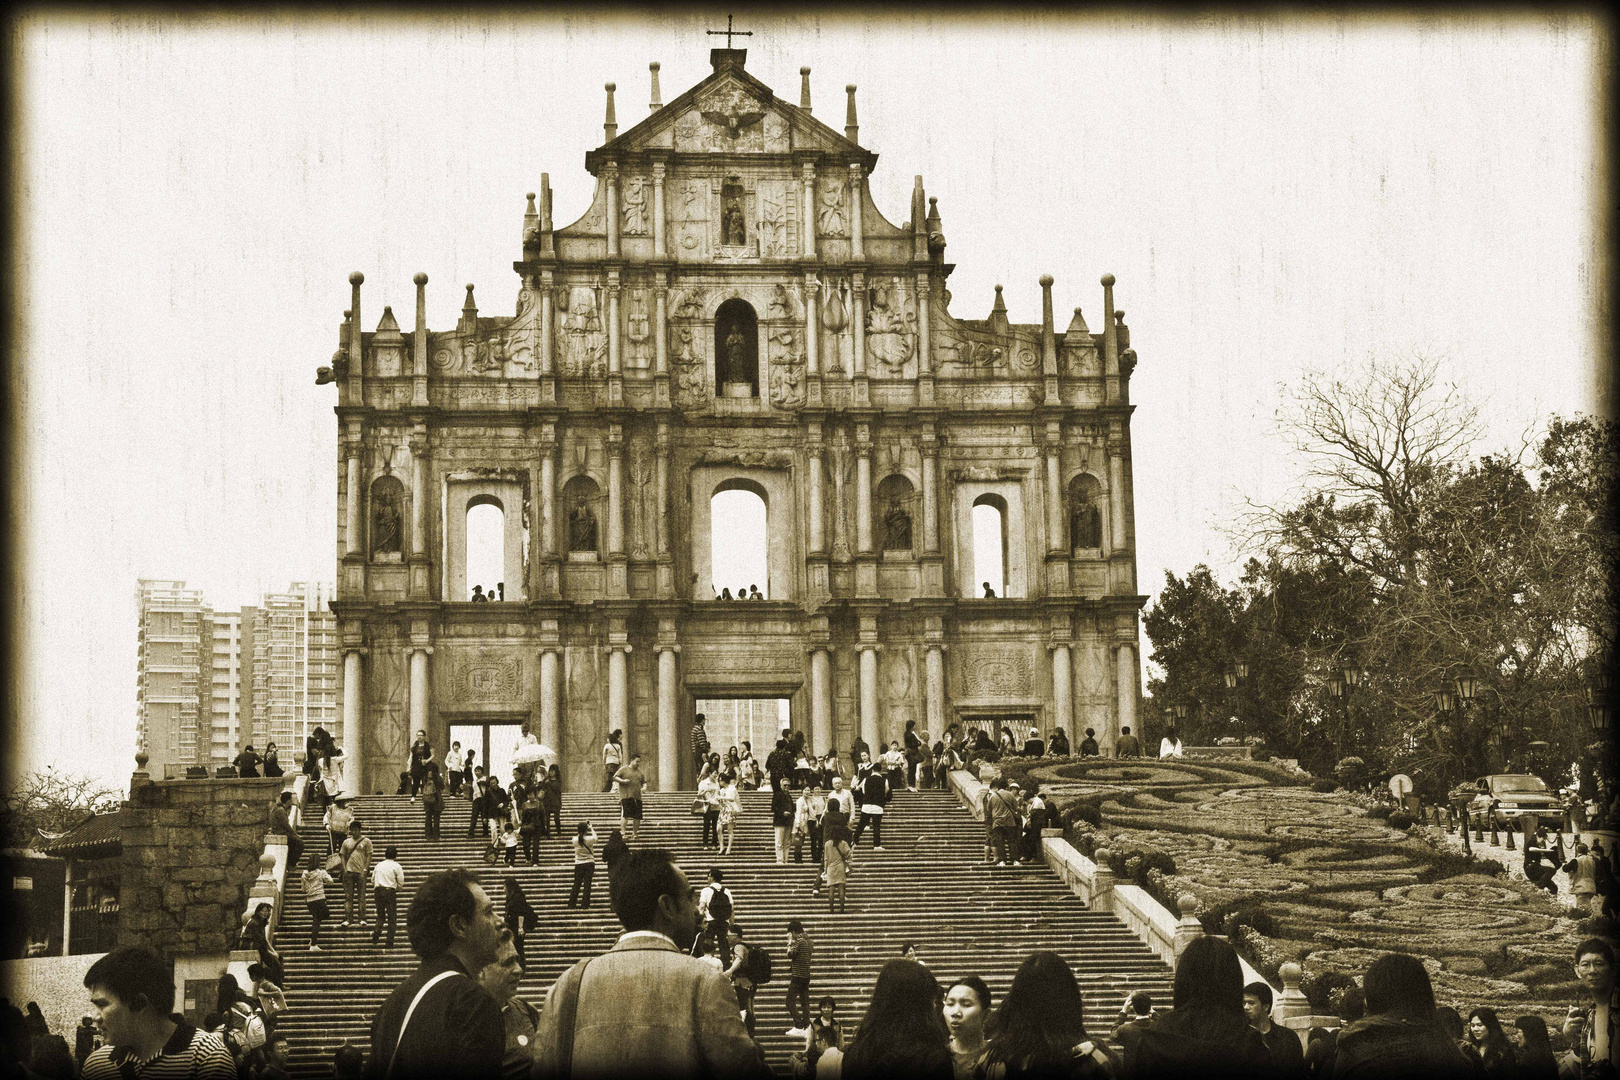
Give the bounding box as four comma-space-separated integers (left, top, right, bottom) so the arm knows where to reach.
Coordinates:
262, 741, 283, 778
717, 771, 742, 855
726, 746, 742, 776
981, 951, 1113, 1078
567, 820, 597, 909
1464, 1008, 1517, 1077
1333, 954, 1475, 1076
503, 877, 538, 970
543, 764, 563, 837
1125, 935, 1268, 1075
838, 959, 952, 1080
698, 765, 722, 848
942, 976, 992, 1080
1511, 1015, 1558, 1080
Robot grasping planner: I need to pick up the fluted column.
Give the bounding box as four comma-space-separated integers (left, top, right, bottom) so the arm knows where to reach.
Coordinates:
1109, 447, 1127, 551
540, 445, 557, 556
412, 273, 429, 406
811, 648, 832, 755
607, 436, 625, 555
925, 645, 945, 739
539, 649, 561, 751
804, 276, 821, 377
855, 447, 873, 553
801, 162, 817, 259
807, 446, 826, 553
605, 164, 620, 258
409, 647, 431, 733
851, 273, 867, 378
654, 441, 670, 555
654, 285, 669, 377
608, 646, 630, 739
921, 447, 940, 553
1047, 447, 1065, 552
539, 273, 555, 376
916, 273, 932, 377
345, 449, 363, 556
651, 162, 667, 258
410, 443, 428, 558
848, 164, 864, 260
1051, 644, 1073, 738
607, 273, 622, 377
1115, 642, 1138, 746
342, 649, 363, 770
657, 645, 679, 790
859, 647, 879, 751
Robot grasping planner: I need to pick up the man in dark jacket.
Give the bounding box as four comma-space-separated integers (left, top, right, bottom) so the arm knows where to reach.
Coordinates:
1126, 937, 1271, 1077
364, 868, 505, 1080
1078, 728, 1101, 757
1330, 953, 1475, 1078
1242, 981, 1305, 1077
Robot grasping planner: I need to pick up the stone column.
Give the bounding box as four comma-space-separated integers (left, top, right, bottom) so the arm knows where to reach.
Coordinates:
811, 647, 832, 755
851, 273, 867, 378
651, 162, 667, 258
801, 162, 817, 259
607, 273, 622, 377
654, 284, 669, 377
605, 164, 620, 258
1051, 643, 1073, 738
848, 163, 865, 260
1116, 642, 1138, 743
806, 276, 822, 378
412, 273, 430, 407
807, 445, 826, 553
345, 449, 363, 556
409, 647, 431, 733
859, 646, 879, 750
540, 445, 557, 556
655, 438, 670, 554
1047, 447, 1065, 552
539, 272, 555, 377
607, 435, 624, 555
657, 645, 678, 790
410, 443, 428, 558
1109, 446, 1128, 551
915, 273, 932, 377
925, 644, 945, 739
342, 649, 363, 766
539, 649, 561, 751
855, 446, 873, 553
608, 646, 630, 739
921, 446, 940, 554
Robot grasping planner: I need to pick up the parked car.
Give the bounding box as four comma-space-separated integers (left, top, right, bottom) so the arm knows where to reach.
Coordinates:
1447, 774, 1561, 825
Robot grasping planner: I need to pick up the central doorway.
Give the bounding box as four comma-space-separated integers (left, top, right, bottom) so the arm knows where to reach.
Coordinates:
696, 698, 791, 764
448, 721, 526, 786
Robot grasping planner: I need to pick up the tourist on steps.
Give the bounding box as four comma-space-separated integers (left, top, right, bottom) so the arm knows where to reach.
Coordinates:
467, 767, 491, 838
793, 779, 827, 864
501, 878, 537, 973
698, 868, 736, 967
602, 729, 624, 793
832, 958, 952, 1080
475, 928, 538, 1080
533, 848, 769, 1078
785, 919, 815, 1036
983, 778, 1020, 866
718, 771, 743, 855
371, 845, 405, 948
980, 951, 1116, 1079
699, 766, 723, 848
270, 790, 303, 876
518, 784, 543, 862
614, 753, 647, 842
880, 741, 907, 794
408, 730, 432, 799
1123, 935, 1269, 1076
851, 765, 889, 851
324, 797, 354, 856
822, 788, 853, 913
943, 976, 992, 1080
904, 721, 924, 790
301, 854, 335, 951
773, 773, 796, 864
340, 821, 374, 927
603, 827, 630, 892
422, 763, 445, 840
543, 764, 564, 838
691, 712, 712, 781
448, 741, 464, 797
567, 821, 598, 909
724, 921, 766, 1038
364, 868, 505, 1080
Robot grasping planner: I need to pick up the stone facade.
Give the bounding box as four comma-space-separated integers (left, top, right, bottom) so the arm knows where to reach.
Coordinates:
116, 775, 280, 955
322, 50, 1145, 795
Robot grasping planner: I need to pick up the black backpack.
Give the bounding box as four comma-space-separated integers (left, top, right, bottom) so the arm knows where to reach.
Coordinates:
706, 886, 733, 924
744, 943, 773, 984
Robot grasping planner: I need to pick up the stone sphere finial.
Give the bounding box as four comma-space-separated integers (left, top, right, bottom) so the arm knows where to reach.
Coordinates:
1100, 273, 1115, 287
135, 751, 149, 769
413, 272, 428, 286
349, 271, 364, 285
1115, 309, 1125, 320
605, 81, 616, 91
1279, 961, 1303, 989
258, 852, 277, 878
994, 284, 1004, 294
1040, 274, 1054, 287
1176, 893, 1200, 917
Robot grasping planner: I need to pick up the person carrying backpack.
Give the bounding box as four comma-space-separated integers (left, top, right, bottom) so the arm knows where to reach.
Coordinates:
699, 868, 735, 967
724, 922, 771, 1037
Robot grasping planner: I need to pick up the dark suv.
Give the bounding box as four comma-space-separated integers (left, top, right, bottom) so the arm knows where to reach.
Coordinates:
1447, 774, 1560, 826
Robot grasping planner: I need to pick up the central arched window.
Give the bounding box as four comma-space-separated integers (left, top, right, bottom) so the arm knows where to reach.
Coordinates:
714, 299, 759, 398
466, 497, 505, 601
711, 482, 768, 599
972, 493, 1008, 598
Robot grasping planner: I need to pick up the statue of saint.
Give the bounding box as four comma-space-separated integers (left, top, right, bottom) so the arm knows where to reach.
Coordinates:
722, 198, 746, 246
1070, 498, 1102, 551
883, 499, 913, 552
569, 503, 599, 553
372, 489, 402, 555
723, 324, 746, 383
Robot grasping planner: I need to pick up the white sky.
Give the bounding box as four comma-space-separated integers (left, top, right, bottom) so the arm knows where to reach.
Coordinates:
9, 11, 1605, 790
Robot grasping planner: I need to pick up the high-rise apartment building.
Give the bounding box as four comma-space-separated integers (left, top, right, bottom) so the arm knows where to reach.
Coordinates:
136, 580, 337, 778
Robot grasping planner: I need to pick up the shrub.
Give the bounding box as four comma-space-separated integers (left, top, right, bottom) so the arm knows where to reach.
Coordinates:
1301, 969, 1358, 1013
1335, 756, 1367, 785
1066, 802, 1103, 829
1474, 857, 1508, 877
1139, 850, 1179, 878
1366, 804, 1392, 819
1388, 810, 1417, 830
1311, 779, 1340, 793
1251, 747, 1273, 763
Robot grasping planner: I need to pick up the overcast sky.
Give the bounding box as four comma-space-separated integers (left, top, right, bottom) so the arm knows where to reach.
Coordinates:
9, 11, 1605, 789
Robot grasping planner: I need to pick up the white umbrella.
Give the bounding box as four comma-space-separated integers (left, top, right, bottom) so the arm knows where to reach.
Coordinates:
512, 741, 555, 767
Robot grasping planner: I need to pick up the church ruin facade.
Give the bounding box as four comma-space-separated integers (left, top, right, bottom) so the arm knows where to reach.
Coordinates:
322, 49, 1145, 793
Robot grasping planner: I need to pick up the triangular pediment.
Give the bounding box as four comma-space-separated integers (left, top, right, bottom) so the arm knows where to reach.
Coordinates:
588, 60, 873, 167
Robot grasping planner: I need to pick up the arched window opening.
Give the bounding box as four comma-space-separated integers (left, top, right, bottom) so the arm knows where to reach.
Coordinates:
972, 494, 1008, 598
1067, 474, 1104, 553
876, 474, 915, 555
465, 498, 505, 601
370, 475, 405, 561
711, 483, 768, 600
714, 299, 759, 398
562, 476, 602, 557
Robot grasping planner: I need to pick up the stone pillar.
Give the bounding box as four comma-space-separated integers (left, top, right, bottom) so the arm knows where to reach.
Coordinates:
807, 445, 825, 553
925, 645, 945, 738
654, 285, 669, 377
539, 649, 561, 751
1116, 641, 1138, 743
540, 446, 557, 556
409, 647, 431, 733
811, 647, 833, 755
410, 443, 428, 558
851, 272, 867, 378
1047, 446, 1065, 552
915, 272, 932, 377
342, 649, 363, 766
848, 163, 864, 260
1051, 643, 1072, 737
539, 272, 555, 377
801, 162, 817, 259
345, 450, 363, 556
657, 645, 678, 790
921, 447, 940, 553
605, 164, 620, 258
608, 646, 630, 738
804, 276, 821, 377
651, 162, 667, 258
412, 272, 430, 407
654, 438, 670, 554
859, 646, 879, 750
607, 273, 622, 377
1109, 446, 1128, 551
855, 447, 873, 553
607, 435, 624, 555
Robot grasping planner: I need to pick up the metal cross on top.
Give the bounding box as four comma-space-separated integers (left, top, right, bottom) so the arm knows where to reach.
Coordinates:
706, 15, 752, 49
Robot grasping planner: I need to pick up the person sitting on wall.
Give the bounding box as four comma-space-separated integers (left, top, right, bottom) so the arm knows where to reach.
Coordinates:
1048, 727, 1071, 756
1077, 729, 1100, 757
471, 585, 487, 602
982, 582, 997, 598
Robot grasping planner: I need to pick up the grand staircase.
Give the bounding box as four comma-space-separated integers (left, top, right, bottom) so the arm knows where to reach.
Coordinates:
274, 788, 1173, 1074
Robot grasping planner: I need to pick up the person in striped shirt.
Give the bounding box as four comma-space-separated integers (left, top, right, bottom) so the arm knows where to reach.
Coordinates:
81, 946, 236, 1079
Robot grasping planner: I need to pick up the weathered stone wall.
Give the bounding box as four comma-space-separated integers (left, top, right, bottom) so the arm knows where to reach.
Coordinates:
118, 776, 282, 955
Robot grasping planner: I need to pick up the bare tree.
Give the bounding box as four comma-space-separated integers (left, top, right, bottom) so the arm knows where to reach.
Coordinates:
0, 767, 124, 848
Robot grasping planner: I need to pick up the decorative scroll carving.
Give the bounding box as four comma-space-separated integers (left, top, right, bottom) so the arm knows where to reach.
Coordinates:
503, 289, 541, 373
758, 181, 789, 257
962, 648, 1035, 697
865, 279, 916, 375
763, 111, 789, 152
672, 323, 706, 404
628, 443, 653, 557
676, 180, 708, 255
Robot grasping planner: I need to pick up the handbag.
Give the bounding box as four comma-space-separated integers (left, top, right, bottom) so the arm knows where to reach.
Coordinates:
690, 797, 707, 816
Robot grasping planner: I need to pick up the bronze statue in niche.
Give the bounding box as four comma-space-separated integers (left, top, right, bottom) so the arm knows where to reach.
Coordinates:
370, 476, 404, 557
883, 498, 913, 552
569, 502, 599, 553
1070, 493, 1102, 551
721, 182, 747, 246
713, 298, 759, 395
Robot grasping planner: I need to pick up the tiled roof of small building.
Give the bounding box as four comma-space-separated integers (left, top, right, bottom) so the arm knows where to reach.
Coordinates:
38, 810, 122, 859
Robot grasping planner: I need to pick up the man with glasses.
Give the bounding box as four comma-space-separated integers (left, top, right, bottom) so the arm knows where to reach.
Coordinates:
1565, 938, 1620, 1077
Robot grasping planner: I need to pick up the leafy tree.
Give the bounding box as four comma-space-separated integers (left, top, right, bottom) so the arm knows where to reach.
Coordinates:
0, 767, 124, 849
